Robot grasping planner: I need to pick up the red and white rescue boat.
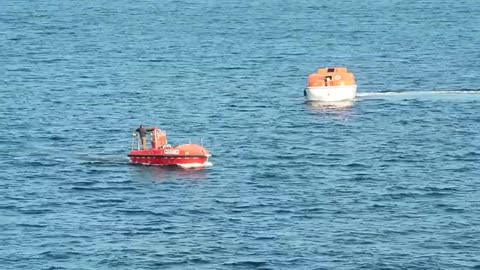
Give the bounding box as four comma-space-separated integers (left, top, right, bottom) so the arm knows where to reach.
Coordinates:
305, 67, 357, 102
128, 127, 212, 169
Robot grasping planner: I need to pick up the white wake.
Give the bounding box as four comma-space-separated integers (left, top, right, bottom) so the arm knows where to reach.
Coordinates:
357, 90, 480, 98
177, 161, 213, 169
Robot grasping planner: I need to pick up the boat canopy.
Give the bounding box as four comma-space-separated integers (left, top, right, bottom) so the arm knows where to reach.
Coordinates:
308, 67, 356, 87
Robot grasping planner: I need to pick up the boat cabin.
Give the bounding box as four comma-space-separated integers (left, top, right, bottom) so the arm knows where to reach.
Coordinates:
308, 67, 356, 87
132, 128, 169, 151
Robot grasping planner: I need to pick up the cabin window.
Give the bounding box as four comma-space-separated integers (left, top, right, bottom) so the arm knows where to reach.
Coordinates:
327, 68, 335, 73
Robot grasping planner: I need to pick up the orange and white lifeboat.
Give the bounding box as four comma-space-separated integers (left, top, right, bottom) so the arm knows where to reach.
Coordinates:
128, 128, 212, 169
305, 67, 357, 102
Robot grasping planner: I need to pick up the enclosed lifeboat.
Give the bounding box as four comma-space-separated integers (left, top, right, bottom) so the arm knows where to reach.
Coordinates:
128, 127, 211, 168
305, 67, 357, 102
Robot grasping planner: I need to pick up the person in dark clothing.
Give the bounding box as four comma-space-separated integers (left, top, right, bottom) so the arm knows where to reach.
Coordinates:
135, 125, 154, 150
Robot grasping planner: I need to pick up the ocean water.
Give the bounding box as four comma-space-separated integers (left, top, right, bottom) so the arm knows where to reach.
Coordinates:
1, 0, 480, 269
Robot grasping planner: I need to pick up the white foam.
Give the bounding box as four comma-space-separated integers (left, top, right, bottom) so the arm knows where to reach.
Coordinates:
357, 90, 480, 98
177, 162, 213, 169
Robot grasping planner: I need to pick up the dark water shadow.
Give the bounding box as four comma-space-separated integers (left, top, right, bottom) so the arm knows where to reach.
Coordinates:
130, 163, 210, 182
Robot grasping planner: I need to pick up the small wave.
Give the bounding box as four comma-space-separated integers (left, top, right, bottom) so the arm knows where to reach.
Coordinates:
94, 198, 126, 203
115, 209, 163, 216
39, 250, 83, 259
17, 223, 47, 228
42, 266, 67, 270
346, 162, 369, 168
19, 209, 54, 215
223, 260, 268, 268
188, 257, 210, 264
71, 186, 134, 191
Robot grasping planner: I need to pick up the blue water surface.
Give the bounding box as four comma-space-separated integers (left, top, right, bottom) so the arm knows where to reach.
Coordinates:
1, 0, 480, 269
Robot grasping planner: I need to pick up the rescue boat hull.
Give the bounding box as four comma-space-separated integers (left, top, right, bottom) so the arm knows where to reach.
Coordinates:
305, 85, 357, 102
128, 154, 210, 167
128, 144, 211, 168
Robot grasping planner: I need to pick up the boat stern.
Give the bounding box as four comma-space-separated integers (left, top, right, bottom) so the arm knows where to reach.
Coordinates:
305, 85, 357, 102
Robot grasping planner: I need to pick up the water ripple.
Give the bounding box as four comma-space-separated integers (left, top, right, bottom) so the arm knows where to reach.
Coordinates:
1, 0, 480, 269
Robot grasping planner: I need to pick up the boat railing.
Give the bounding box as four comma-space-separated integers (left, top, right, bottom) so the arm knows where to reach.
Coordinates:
187, 137, 205, 146
131, 133, 140, 150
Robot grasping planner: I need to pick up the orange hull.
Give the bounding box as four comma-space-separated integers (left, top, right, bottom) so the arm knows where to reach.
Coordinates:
129, 144, 211, 167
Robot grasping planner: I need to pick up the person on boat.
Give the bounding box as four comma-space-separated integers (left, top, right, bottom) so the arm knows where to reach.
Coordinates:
135, 125, 154, 150
325, 77, 332, 86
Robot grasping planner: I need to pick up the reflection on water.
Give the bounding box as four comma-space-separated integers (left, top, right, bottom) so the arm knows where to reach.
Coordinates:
132, 164, 209, 181
307, 100, 355, 109
306, 100, 355, 119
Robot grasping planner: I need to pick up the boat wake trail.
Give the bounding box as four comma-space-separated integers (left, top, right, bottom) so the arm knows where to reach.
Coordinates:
77, 154, 130, 166
357, 89, 480, 99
